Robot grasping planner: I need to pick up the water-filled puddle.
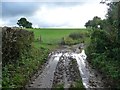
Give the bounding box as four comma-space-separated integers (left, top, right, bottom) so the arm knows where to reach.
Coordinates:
28, 53, 62, 88
27, 47, 104, 89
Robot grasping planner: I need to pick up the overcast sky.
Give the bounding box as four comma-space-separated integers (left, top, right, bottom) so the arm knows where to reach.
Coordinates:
0, 0, 108, 28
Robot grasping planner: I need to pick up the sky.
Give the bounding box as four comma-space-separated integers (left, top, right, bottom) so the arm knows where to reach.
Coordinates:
0, 0, 109, 28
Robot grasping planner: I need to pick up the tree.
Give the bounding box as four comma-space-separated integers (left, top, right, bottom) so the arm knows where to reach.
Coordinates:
17, 17, 32, 28
85, 16, 103, 29
106, 2, 120, 42
26, 22, 32, 28
85, 20, 92, 28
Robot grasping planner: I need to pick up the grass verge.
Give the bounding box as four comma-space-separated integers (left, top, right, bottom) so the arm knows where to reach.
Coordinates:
2, 46, 50, 88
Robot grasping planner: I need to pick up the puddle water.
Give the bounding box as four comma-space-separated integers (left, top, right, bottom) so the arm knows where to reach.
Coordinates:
28, 53, 62, 88
27, 45, 105, 89
71, 50, 90, 88
71, 50, 104, 89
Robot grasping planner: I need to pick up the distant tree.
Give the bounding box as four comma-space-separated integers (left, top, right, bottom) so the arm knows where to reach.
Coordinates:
26, 22, 32, 28
17, 17, 32, 28
85, 16, 103, 29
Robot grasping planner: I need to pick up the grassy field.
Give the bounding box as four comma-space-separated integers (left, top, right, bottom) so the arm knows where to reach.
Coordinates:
27, 28, 91, 49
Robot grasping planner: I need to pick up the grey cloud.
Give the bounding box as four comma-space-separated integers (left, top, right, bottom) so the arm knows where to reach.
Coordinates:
50, 2, 84, 7
2, 2, 84, 18
2, 2, 40, 18
2, 0, 96, 2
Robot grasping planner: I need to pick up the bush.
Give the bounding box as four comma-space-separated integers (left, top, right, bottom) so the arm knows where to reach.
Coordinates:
2, 27, 34, 65
88, 30, 109, 54
69, 32, 84, 40
64, 37, 75, 45
60, 32, 89, 45
87, 29, 120, 88
2, 47, 49, 88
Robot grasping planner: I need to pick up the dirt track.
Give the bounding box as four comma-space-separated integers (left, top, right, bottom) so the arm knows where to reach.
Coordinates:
26, 44, 106, 89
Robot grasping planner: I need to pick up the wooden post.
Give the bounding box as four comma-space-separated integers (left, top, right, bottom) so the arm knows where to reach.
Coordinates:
39, 35, 42, 43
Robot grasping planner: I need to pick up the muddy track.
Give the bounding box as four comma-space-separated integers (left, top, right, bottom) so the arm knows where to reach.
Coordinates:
52, 51, 82, 88
26, 44, 107, 89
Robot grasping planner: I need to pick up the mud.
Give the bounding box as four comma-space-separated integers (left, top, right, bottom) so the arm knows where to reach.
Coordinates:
52, 51, 82, 88
26, 43, 107, 89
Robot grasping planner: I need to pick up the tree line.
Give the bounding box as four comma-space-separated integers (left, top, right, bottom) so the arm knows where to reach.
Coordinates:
86, 1, 120, 88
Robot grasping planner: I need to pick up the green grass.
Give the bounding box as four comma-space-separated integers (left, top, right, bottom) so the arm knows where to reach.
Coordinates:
26, 28, 91, 49
27, 28, 90, 43
2, 47, 50, 88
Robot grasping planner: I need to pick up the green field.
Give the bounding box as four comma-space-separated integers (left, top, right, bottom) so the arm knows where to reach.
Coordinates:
26, 28, 91, 49
28, 28, 90, 41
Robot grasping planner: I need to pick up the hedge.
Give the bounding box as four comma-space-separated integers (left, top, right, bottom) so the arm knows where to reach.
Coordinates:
2, 27, 34, 65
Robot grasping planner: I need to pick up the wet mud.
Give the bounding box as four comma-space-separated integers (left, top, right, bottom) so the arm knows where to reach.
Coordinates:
26, 44, 107, 89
